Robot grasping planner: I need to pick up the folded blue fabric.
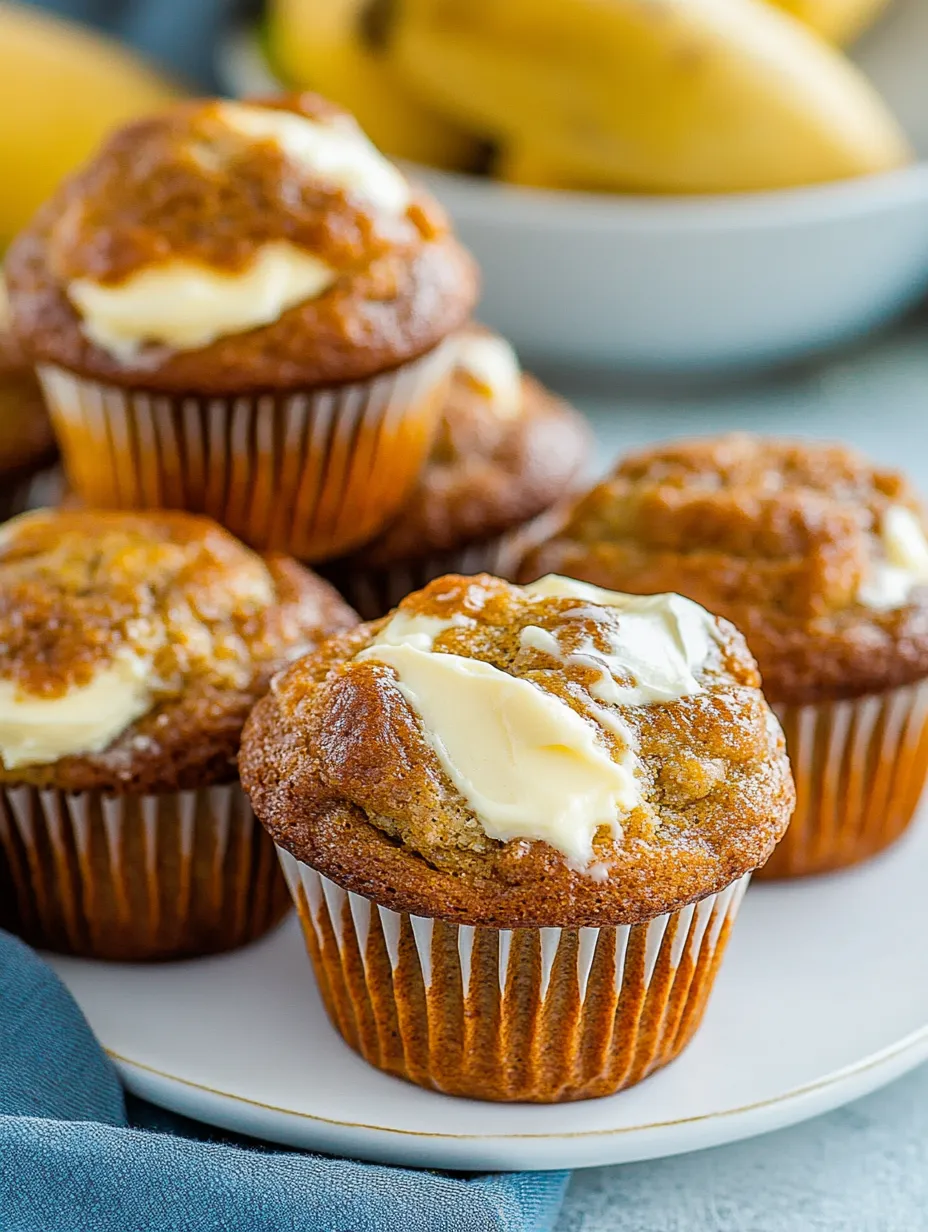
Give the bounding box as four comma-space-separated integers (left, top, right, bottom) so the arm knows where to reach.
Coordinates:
0, 932, 569, 1232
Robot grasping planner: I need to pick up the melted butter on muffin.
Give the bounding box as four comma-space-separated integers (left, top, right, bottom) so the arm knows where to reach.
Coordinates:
0, 651, 152, 769
5, 93, 477, 391
0, 509, 356, 780
216, 103, 411, 215
454, 328, 523, 419
243, 573, 792, 916
70, 242, 336, 360
358, 589, 646, 870
521, 576, 722, 706
860, 505, 928, 610
65, 101, 417, 359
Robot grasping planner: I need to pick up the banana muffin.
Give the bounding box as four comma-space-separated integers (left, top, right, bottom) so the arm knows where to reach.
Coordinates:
521, 433, 928, 878
5, 92, 478, 560
0, 508, 357, 960
323, 325, 590, 617
240, 572, 793, 1102
0, 286, 57, 520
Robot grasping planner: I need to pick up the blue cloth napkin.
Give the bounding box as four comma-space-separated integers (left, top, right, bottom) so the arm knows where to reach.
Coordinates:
0, 931, 569, 1232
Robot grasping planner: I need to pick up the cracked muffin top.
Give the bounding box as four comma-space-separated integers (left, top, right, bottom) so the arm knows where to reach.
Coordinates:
240, 572, 793, 927
520, 434, 928, 704
5, 92, 478, 392
339, 326, 590, 568
0, 509, 357, 792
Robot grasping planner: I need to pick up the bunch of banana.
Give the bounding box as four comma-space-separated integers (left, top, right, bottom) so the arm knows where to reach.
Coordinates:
387, 0, 909, 194
265, 0, 480, 169
0, 3, 178, 245
269, 0, 906, 194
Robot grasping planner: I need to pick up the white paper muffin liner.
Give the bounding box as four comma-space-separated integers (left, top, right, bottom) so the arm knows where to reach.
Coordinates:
323, 500, 573, 619
323, 534, 518, 620
37, 342, 454, 562
0, 782, 289, 960
278, 849, 749, 1103
759, 678, 928, 879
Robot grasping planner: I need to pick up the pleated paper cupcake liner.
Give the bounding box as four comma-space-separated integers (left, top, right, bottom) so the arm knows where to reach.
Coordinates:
322, 534, 519, 621
0, 782, 290, 961
322, 503, 573, 620
37, 344, 454, 562
757, 679, 928, 880
278, 849, 749, 1103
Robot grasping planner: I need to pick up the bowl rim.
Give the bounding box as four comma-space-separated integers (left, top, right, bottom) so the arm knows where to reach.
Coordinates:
220, 24, 928, 233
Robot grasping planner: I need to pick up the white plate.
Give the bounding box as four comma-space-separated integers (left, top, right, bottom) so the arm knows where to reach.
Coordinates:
219, 1, 928, 372
50, 812, 928, 1173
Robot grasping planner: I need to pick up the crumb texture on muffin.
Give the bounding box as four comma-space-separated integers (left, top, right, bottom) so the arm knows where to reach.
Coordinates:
336, 326, 590, 567
0, 509, 356, 791
5, 92, 477, 390
520, 434, 928, 703
241, 573, 793, 927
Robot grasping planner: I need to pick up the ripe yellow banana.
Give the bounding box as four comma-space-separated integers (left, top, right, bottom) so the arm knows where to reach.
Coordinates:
266, 0, 479, 168
496, 148, 591, 191
768, 0, 892, 44
0, 3, 177, 245
390, 0, 910, 194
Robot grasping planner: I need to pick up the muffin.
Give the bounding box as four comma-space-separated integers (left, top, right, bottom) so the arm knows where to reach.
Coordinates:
4, 92, 478, 561
240, 573, 793, 1102
0, 508, 357, 960
521, 433, 928, 879
0, 285, 57, 520
322, 325, 590, 618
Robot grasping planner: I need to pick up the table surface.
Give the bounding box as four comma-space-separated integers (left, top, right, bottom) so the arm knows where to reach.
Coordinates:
549, 318, 928, 1232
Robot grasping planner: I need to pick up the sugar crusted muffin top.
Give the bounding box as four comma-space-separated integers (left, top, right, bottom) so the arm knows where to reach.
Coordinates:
342, 327, 590, 567
240, 573, 793, 927
521, 434, 928, 704
5, 93, 477, 391
0, 509, 357, 791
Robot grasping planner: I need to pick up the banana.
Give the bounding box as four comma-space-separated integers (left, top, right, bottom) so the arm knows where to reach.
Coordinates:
266, 0, 479, 169
768, 0, 892, 44
0, 3, 178, 244
389, 0, 910, 194
496, 148, 591, 191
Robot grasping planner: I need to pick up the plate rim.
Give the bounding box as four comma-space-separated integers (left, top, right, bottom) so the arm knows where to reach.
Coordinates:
106, 1016, 928, 1157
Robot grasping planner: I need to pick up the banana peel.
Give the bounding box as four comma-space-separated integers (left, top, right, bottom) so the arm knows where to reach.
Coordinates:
266, 0, 479, 168
390, 0, 911, 194
0, 3, 178, 245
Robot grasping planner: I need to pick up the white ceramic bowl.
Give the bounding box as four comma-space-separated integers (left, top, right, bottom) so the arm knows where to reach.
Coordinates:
221, 0, 928, 371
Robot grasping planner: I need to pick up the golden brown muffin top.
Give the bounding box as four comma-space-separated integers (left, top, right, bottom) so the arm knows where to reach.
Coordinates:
520, 434, 928, 704
342, 328, 590, 567
240, 573, 793, 927
5, 93, 477, 392
0, 509, 357, 792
